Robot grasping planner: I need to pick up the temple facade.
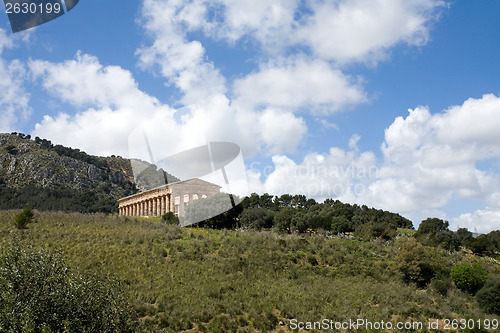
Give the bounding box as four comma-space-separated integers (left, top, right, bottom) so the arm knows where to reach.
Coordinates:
118, 178, 221, 217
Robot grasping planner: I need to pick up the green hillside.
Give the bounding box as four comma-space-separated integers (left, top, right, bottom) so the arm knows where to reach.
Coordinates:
1, 211, 499, 332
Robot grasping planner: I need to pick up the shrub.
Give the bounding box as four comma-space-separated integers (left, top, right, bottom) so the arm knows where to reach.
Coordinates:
0, 245, 136, 332
162, 211, 179, 225
13, 206, 35, 229
394, 237, 434, 287
450, 263, 488, 294
430, 277, 453, 296
476, 276, 500, 315
239, 207, 274, 229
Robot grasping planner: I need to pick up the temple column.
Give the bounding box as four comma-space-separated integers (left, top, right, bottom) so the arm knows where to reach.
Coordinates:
141, 201, 145, 216
162, 196, 167, 215
170, 194, 174, 213
152, 198, 157, 217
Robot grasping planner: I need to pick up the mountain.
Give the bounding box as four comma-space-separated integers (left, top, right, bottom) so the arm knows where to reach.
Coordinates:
0, 133, 178, 213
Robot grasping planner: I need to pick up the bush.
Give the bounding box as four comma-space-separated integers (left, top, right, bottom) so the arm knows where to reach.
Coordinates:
476, 276, 500, 315
162, 211, 179, 225
239, 207, 274, 229
450, 263, 488, 294
430, 277, 453, 296
394, 237, 434, 287
13, 206, 35, 229
0, 245, 136, 332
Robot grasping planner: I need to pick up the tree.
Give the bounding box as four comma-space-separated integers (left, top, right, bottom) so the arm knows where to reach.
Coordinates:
417, 217, 449, 235
455, 228, 473, 245
450, 263, 488, 294
466, 235, 494, 256
13, 206, 35, 229
239, 207, 274, 229
416, 217, 451, 247
273, 207, 296, 232
290, 211, 310, 233
330, 215, 350, 234
394, 237, 434, 287
476, 276, 500, 315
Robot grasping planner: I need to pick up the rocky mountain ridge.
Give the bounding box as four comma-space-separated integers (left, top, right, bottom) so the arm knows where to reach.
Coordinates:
0, 133, 178, 212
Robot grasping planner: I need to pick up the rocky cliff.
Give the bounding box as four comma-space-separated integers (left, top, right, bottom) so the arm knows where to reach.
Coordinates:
0, 133, 177, 213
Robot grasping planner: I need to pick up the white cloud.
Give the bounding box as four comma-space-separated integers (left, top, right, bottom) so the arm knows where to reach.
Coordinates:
149, 0, 444, 65
258, 108, 307, 154
136, 0, 226, 104
294, 0, 445, 64
253, 146, 378, 203
30, 52, 177, 156
30, 52, 165, 111
202, 0, 299, 51
232, 57, 367, 114
251, 94, 500, 231
30, 52, 308, 158
0, 28, 31, 132
452, 209, 500, 234
0, 28, 14, 53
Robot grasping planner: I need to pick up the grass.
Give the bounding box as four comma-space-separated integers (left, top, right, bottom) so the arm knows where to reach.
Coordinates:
1, 210, 499, 332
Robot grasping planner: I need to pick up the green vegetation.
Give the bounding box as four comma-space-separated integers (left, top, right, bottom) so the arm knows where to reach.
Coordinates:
1, 211, 499, 332
476, 276, 500, 315
0, 244, 135, 332
451, 263, 488, 294
13, 206, 35, 229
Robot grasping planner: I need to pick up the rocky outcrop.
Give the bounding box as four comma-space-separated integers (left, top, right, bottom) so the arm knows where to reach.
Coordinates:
0, 133, 137, 199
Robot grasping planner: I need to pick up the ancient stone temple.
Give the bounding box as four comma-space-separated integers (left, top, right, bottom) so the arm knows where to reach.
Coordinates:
118, 178, 221, 217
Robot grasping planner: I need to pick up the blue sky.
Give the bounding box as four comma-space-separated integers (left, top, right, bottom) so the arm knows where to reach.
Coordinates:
1, 0, 500, 232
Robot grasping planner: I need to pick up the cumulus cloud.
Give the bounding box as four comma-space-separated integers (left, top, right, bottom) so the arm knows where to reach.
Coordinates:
136, 0, 227, 104
0, 28, 31, 132
252, 146, 378, 203
294, 0, 446, 64
453, 209, 500, 234
131, 0, 446, 162
142, 0, 444, 65
252, 94, 500, 231
232, 57, 367, 114
0, 29, 14, 53
29, 52, 308, 158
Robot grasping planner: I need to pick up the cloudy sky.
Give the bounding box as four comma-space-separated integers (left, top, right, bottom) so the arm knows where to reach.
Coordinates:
1, 0, 500, 232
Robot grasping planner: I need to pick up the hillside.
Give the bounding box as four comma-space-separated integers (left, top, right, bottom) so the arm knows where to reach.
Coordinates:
1, 211, 499, 332
0, 133, 178, 213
